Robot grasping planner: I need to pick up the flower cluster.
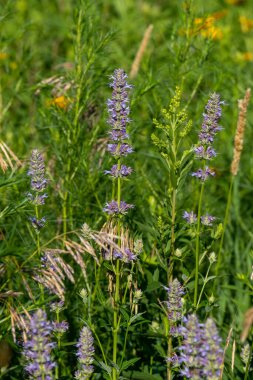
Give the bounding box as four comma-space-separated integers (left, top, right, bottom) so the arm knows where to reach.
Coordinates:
23, 309, 56, 379
165, 279, 184, 337
75, 326, 95, 380
27, 149, 48, 230
103, 69, 134, 216
179, 314, 223, 379
192, 93, 223, 181
183, 211, 216, 226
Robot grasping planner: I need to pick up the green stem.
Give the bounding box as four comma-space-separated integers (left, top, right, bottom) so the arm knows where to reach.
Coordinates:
112, 259, 120, 380
168, 188, 177, 283
216, 177, 234, 279
194, 181, 205, 308
196, 262, 212, 310
112, 157, 122, 380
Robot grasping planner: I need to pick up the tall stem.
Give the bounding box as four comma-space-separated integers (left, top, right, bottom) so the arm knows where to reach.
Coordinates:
194, 181, 205, 308
168, 188, 177, 283
112, 157, 121, 380
216, 177, 234, 279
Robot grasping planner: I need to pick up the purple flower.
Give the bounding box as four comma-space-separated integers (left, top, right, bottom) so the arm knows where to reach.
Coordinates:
201, 318, 223, 378
201, 214, 216, 226
52, 321, 69, 334
183, 211, 197, 224
104, 164, 132, 177
75, 326, 95, 379
179, 314, 204, 379
28, 149, 48, 194
107, 143, 133, 157
107, 69, 132, 131
192, 93, 223, 180
178, 315, 223, 379
108, 129, 129, 141
192, 166, 215, 181
194, 146, 217, 160
23, 309, 56, 379
29, 216, 46, 230
103, 200, 134, 215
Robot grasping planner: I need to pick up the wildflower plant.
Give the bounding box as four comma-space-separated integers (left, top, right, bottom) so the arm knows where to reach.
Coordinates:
152, 87, 193, 282
23, 309, 56, 380
75, 326, 95, 380
186, 93, 223, 308
27, 149, 48, 238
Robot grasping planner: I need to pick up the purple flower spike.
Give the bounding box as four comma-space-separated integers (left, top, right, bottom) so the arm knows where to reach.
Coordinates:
179, 314, 204, 379
165, 279, 184, 323
28, 149, 48, 193
103, 200, 134, 215
201, 318, 223, 378
183, 211, 197, 224
192, 93, 223, 179
23, 309, 56, 379
178, 314, 223, 379
75, 326, 95, 380
192, 166, 215, 181
104, 69, 134, 218
201, 214, 216, 226
107, 69, 132, 131
104, 164, 133, 177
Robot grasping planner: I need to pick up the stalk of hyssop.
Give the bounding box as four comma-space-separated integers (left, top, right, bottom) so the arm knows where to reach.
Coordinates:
215, 178, 233, 281
112, 157, 121, 380
194, 180, 205, 308
167, 126, 177, 380
35, 202, 45, 306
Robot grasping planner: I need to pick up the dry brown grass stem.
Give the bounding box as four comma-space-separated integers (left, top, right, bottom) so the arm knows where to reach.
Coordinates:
9, 306, 30, 342
130, 24, 153, 79
0, 141, 21, 172
219, 325, 233, 379
231, 339, 236, 372
240, 307, 253, 342
231, 88, 251, 176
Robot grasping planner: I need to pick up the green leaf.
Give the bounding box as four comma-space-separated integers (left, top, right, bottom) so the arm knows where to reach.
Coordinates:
120, 357, 140, 371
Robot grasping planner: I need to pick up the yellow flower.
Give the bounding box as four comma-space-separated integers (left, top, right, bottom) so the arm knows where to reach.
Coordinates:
47, 95, 70, 109
192, 16, 223, 40
236, 52, 253, 62
226, 0, 245, 4
239, 16, 253, 33
0, 52, 8, 60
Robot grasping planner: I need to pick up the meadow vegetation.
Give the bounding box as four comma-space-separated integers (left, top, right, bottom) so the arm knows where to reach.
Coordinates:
0, 0, 253, 379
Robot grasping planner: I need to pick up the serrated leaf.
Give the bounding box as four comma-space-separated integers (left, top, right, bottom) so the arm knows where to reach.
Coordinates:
129, 312, 145, 324
120, 357, 140, 370
119, 307, 130, 322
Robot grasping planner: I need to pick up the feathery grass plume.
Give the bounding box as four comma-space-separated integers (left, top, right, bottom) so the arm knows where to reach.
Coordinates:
130, 24, 153, 79
99, 220, 139, 262
34, 249, 75, 301
230, 88, 251, 176
0, 140, 21, 172
75, 326, 95, 380
23, 309, 56, 379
